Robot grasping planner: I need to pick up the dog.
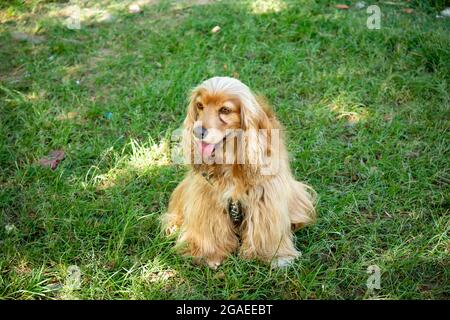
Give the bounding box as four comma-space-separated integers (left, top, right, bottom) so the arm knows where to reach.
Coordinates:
163, 77, 316, 268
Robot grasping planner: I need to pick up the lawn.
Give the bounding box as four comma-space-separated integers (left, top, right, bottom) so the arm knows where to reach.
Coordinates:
0, 0, 449, 299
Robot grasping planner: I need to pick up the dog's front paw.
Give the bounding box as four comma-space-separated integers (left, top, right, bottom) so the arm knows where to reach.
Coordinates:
206, 259, 222, 270
270, 255, 298, 269
192, 257, 223, 270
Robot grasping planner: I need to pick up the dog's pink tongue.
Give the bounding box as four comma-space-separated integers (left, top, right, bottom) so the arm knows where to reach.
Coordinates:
201, 142, 215, 157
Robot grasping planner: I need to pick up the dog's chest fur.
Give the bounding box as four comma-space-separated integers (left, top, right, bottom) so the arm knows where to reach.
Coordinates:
198, 168, 267, 230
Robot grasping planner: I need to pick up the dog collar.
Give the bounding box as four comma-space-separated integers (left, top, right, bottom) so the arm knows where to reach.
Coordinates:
201, 171, 214, 184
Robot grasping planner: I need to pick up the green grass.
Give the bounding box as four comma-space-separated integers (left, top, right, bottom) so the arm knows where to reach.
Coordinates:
0, 0, 449, 299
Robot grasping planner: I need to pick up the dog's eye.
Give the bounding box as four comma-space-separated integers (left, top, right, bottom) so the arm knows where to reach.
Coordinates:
196, 102, 204, 110
219, 107, 231, 114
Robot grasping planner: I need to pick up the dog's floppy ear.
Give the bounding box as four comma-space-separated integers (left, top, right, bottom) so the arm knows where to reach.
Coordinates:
182, 88, 201, 165
240, 92, 278, 175
184, 89, 200, 128
240, 93, 273, 132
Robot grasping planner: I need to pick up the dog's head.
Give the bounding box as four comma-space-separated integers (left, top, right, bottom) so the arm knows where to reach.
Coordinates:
182, 77, 279, 174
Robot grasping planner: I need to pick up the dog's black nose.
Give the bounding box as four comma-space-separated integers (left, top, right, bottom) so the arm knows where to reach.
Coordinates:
193, 126, 208, 139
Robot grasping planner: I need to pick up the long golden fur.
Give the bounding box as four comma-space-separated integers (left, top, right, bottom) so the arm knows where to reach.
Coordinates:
163, 77, 316, 268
